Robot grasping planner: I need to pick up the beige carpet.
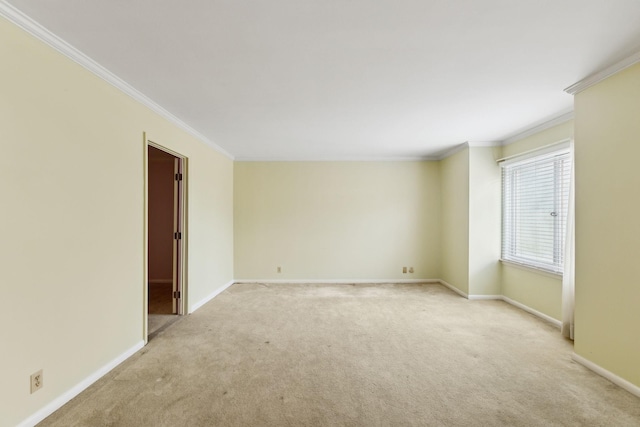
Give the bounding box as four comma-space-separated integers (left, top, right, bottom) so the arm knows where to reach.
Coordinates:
147, 314, 178, 339
40, 283, 640, 426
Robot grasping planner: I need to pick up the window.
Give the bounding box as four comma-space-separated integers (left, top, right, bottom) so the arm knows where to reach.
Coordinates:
501, 149, 571, 274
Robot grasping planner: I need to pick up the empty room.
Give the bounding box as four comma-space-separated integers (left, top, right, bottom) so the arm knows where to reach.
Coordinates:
2, 1, 640, 426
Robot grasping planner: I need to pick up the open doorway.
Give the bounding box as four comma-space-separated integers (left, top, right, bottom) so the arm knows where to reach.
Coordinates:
146, 142, 186, 339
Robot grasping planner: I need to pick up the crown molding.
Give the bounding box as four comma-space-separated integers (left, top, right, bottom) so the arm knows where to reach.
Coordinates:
432, 140, 503, 161
564, 51, 640, 95
234, 155, 438, 162
0, 1, 234, 160
433, 142, 469, 160
467, 141, 502, 148
501, 111, 574, 146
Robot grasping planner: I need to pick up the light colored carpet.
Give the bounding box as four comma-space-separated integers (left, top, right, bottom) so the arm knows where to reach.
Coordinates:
147, 314, 178, 339
40, 283, 640, 426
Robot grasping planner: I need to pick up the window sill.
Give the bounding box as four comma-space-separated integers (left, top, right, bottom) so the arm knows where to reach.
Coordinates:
500, 259, 563, 279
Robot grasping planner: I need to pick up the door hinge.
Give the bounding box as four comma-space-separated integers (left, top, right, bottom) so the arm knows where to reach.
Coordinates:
175, 173, 183, 181
173, 291, 181, 299
174, 232, 182, 240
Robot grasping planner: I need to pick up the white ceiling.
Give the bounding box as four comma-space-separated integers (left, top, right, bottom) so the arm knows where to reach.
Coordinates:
6, 0, 640, 160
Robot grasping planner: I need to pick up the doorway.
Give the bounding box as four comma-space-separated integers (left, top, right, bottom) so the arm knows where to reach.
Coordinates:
146, 141, 186, 339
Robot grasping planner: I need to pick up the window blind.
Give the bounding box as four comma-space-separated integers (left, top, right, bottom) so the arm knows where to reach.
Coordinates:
501, 150, 571, 273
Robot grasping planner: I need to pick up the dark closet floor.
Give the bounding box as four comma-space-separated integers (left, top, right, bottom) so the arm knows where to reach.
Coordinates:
148, 282, 173, 314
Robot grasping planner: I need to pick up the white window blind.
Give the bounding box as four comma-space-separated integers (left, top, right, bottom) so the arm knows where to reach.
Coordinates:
501, 150, 572, 274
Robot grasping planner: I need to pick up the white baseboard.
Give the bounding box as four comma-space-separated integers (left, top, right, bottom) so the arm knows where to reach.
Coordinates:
189, 280, 235, 313
436, 280, 561, 328
572, 353, 640, 398
501, 296, 561, 328
468, 294, 503, 300
438, 279, 469, 298
12, 278, 585, 427
234, 278, 440, 284
17, 340, 145, 427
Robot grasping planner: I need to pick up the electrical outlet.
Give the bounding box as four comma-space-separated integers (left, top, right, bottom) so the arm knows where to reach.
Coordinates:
277, 266, 281, 273
409, 267, 414, 273
402, 267, 407, 274
30, 370, 43, 394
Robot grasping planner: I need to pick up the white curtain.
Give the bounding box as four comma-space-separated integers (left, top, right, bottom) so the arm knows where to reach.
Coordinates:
561, 143, 575, 340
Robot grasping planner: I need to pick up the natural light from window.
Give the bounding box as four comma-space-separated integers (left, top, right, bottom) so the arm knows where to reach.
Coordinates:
501, 149, 572, 274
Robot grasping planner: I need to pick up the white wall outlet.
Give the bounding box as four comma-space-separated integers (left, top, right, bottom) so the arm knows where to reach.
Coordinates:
277, 266, 282, 273
30, 370, 43, 394
402, 267, 407, 274
409, 267, 414, 273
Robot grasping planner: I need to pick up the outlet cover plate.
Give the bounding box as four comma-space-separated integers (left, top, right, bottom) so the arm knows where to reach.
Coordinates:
30, 370, 43, 394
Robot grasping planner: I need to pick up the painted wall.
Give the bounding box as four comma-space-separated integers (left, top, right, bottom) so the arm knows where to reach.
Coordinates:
468, 147, 502, 296
499, 120, 574, 320
501, 121, 574, 159
0, 17, 234, 427
234, 161, 441, 280
574, 63, 640, 387
440, 148, 470, 294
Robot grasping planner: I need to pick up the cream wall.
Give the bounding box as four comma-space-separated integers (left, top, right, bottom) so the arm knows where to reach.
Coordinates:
0, 17, 233, 427
234, 161, 441, 280
468, 147, 502, 296
501, 121, 574, 159
440, 148, 470, 294
499, 120, 574, 320
574, 63, 640, 387
8, 1, 639, 421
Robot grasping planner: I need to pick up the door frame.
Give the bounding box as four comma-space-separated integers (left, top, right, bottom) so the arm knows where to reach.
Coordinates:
143, 132, 188, 342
